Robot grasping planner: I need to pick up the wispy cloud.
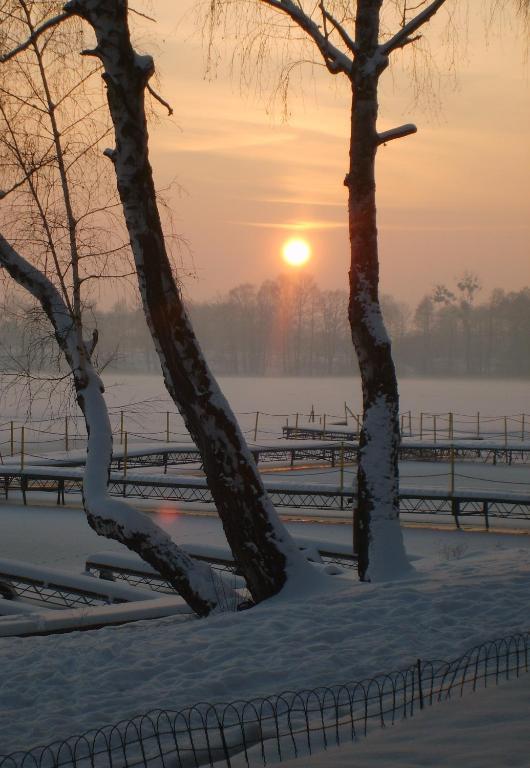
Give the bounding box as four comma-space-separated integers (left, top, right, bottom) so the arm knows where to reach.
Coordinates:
237, 219, 346, 231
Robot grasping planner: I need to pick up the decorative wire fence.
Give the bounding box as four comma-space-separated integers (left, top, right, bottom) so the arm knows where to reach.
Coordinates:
1, 631, 528, 768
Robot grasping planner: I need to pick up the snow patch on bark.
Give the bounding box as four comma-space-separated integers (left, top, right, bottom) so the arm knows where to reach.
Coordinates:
361, 394, 411, 582
358, 276, 390, 346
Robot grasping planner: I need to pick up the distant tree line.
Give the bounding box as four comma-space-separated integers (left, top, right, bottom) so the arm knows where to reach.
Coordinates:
2, 274, 529, 378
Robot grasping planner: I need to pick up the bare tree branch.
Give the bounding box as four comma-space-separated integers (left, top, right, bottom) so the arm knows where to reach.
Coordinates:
0, 11, 70, 63
259, 0, 353, 75
380, 0, 449, 55
146, 83, 173, 115
318, 2, 357, 54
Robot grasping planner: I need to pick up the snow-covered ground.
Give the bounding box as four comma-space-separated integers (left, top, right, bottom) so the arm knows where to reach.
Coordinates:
1, 505, 529, 755
1, 377, 528, 762
274, 674, 530, 768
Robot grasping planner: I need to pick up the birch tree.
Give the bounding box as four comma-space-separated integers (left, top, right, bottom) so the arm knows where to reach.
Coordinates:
0, 1, 231, 616
1, 0, 315, 605
206, 0, 529, 581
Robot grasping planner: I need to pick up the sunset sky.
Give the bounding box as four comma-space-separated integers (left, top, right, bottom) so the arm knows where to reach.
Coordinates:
137, 1, 528, 307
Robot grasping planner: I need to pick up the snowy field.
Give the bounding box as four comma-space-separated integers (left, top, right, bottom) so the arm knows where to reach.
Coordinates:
1, 376, 529, 762
1, 506, 529, 755
276, 674, 530, 768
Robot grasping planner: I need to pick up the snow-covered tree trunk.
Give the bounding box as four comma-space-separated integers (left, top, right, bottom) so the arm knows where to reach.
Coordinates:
0, 234, 225, 616
63, 0, 312, 603
346, 1, 409, 581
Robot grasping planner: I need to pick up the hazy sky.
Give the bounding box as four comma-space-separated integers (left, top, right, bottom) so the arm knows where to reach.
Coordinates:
137, 1, 529, 307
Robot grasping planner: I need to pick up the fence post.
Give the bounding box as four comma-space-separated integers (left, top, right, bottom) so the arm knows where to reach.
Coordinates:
344, 401, 348, 425
322, 413, 326, 437
504, 416, 508, 448
65, 416, 69, 453
120, 411, 124, 446
522, 413, 525, 442
254, 411, 260, 442
433, 414, 437, 444
484, 501, 490, 531
166, 411, 170, 443
310, 405, 315, 423
294, 412, 299, 438
20, 426, 25, 471
450, 445, 455, 496
449, 412, 453, 441
408, 410, 412, 437
400, 413, 405, 436
340, 441, 344, 510
417, 659, 424, 710
123, 431, 128, 479
355, 414, 360, 441
476, 411, 480, 439
10, 421, 14, 457
419, 412, 423, 441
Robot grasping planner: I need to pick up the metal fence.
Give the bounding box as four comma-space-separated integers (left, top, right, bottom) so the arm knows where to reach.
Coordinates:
1, 630, 528, 768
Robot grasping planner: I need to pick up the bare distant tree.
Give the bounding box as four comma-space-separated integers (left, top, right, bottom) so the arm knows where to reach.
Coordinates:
206, 0, 528, 581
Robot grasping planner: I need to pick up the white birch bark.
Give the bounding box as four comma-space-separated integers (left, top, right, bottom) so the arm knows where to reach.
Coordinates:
0, 233, 226, 616
60, 0, 315, 603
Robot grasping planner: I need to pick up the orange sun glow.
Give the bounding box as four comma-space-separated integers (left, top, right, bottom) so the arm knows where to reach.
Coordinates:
281, 237, 311, 267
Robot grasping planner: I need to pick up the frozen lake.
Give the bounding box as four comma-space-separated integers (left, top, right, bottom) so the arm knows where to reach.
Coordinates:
2, 374, 529, 419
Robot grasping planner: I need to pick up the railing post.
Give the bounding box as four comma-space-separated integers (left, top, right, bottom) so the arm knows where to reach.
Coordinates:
417, 659, 424, 710
522, 413, 525, 442
408, 410, 412, 437
355, 414, 360, 441
450, 445, 455, 496
20, 426, 25, 471
504, 416, 508, 448
10, 421, 14, 457
166, 411, 170, 443
419, 412, 423, 441
449, 412, 453, 441
294, 412, 299, 438
340, 441, 344, 510
123, 431, 128, 479
120, 410, 124, 446
65, 416, 69, 453
477, 411, 480, 439
322, 413, 326, 438
433, 414, 437, 444
484, 501, 489, 531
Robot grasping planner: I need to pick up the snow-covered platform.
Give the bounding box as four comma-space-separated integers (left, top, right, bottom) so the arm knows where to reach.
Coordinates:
1, 464, 528, 527
283, 426, 530, 464
0, 557, 192, 637
0, 438, 358, 470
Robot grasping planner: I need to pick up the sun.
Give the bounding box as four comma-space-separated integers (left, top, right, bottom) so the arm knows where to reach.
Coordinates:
282, 237, 311, 267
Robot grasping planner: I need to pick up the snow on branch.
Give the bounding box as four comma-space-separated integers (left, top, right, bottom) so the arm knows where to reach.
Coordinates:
0, 11, 70, 63
377, 123, 417, 144
0, 234, 75, 346
259, 0, 353, 76
379, 0, 448, 56
319, 2, 357, 54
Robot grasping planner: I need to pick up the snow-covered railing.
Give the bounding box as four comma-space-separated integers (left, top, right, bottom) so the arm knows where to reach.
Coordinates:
2, 409, 529, 463
2, 466, 529, 527
1, 631, 528, 767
